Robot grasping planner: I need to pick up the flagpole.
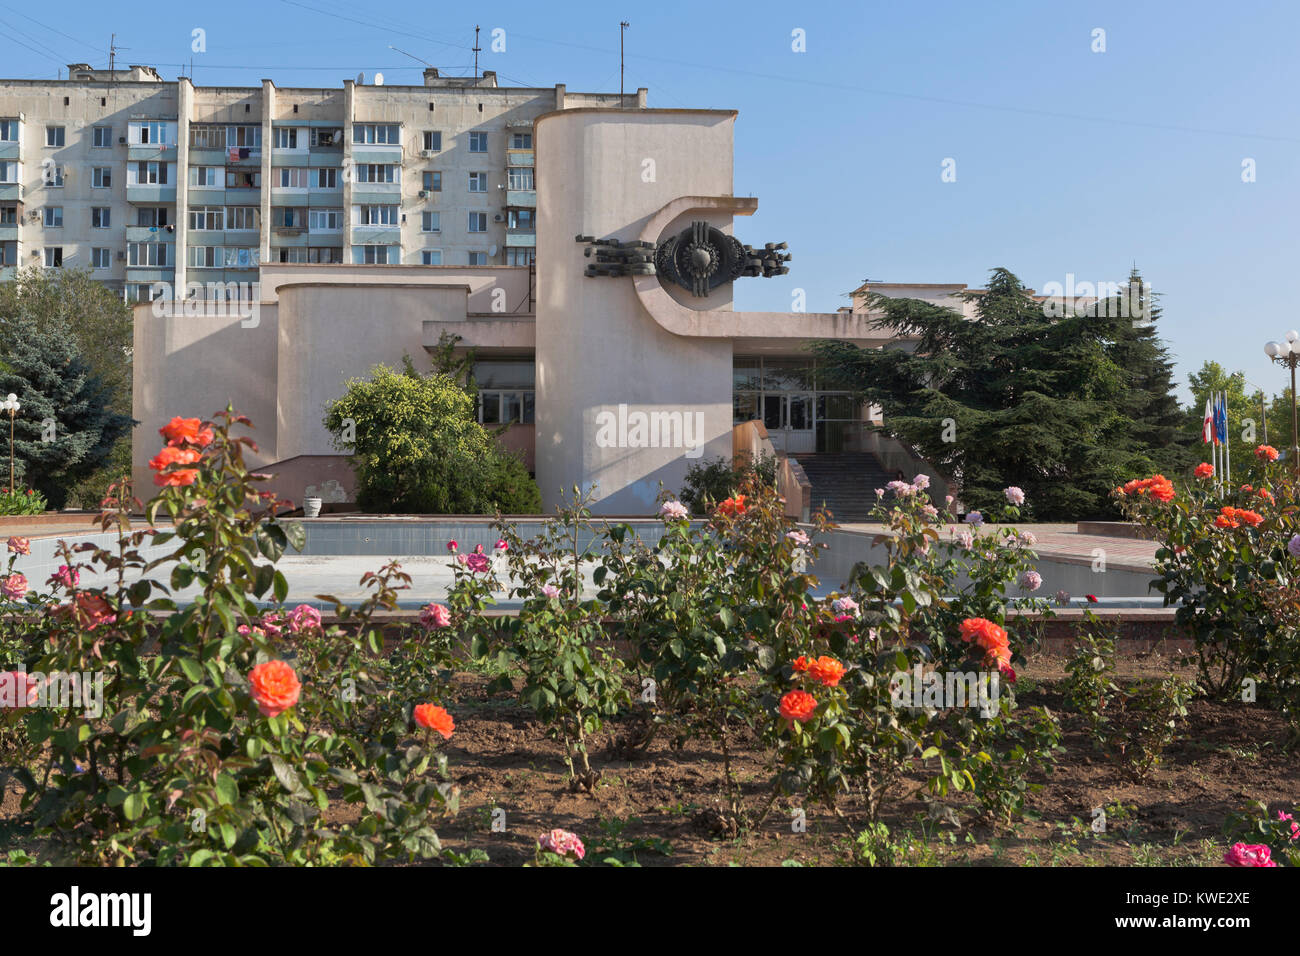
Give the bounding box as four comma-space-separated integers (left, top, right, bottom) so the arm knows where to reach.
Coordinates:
1225, 391, 1231, 487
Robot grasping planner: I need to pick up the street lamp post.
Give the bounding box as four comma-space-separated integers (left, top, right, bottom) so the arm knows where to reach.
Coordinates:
1264, 334, 1300, 476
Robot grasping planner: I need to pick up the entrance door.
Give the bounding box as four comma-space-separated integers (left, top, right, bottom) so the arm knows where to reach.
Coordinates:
763, 394, 815, 453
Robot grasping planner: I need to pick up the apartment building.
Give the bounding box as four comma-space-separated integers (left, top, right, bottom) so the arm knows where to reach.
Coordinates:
0, 63, 645, 298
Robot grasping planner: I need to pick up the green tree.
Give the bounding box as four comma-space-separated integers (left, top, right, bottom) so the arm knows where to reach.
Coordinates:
813, 267, 1149, 520
0, 313, 134, 508
323, 357, 540, 514
1182, 361, 1271, 481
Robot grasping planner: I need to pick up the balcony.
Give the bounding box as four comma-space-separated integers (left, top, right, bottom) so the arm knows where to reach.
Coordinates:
0, 183, 23, 202
506, 149, 534, 167
505, 232, 536, 248
128, 144, 178, 163
126, 225, 175, 242
350, 183, 401, 206
352, 145, 402, 166
126, 184, 177, 204
505, 189, 536, 207
189, 148, 229, 166
0, 143, 18, 161
351, 226, 400, 246
0, 224, 17, 243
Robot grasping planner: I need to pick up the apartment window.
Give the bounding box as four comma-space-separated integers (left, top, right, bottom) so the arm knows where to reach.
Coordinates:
468, 131, 488, 152
135, 122, 172, 145
189, 206, 224, 231
128, 242, 169, 267
308, 208, 341, 231
0, 206, 14, 225
0, 162, 16, 184
43, 207, 63, 227
310, 128, 340, 148
468, 212, 487, 233
352, 124, 400, 145
136, 207, 169, 227
276, 167, 311, 189
92, 167, 112, 188
307, 246, 342, 263
45, 126, 65, 147
190, 166, 222, 187
422, 131, 442, 151
223, 247, 258, 269
468, 172, 488, 193
354, 204, 398, 226
43, 247, 63, 267
353, 244, 394, 264
273, 128, 299, 149
189, 125, 226, 149
45, 164, 65, 187
421, 249, 442, 265
355, 164, 397, 184
226, 126, 261, 150
272, 207, 306, 228
508, 209, 535, 230
227, 207, 258, 231
422, 171, 441, 192
507, 167, 534, 190
505, 247, 536, 267
314, 168, 338, 189
0, 120, 17, 142
189, 245, 220, 268
92, 125, 112, 148
0, 242, 11, 266
91, 207, 111, 228
226, 170, 260, 189
509, 132, 532, 149
478, 391, 535, 425
133, 162, 169, 185
275, 247, 309, 264
469, 251, 487, 265
92, 247, 111, 269
421, 211, 440, 232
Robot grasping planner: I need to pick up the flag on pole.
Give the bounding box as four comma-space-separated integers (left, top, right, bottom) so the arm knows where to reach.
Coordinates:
1203, 397, 1214, 444
1214, 394, 1228, 446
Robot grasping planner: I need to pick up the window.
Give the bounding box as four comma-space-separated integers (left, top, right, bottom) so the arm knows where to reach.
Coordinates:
132, 162, 169, 185
308, 246, 342, 263
275, 247, 309, 264
227, 207, 258, 231
354, 204, 398, 226
507, 167, 534, 190
508, 209, 534, 230
91, 207, 111, 228
478, 391, 535, 425
0, 120, 17, 142
314, 168, 337, 189
308, 208, 341, 231
43, 247, 63, 267
272, 207, 306, 228
92, 167, 112, 188
128, 242, 169, 267
190, 166, 222, 187
422, 131, 442, 151
0, 206, 14, 224
276, 167, 310, 189
509, 132, 532, 149
505, 247, 536, 267
468, 131, 488, 152
45, 126, 65, 147
189, 206, 224, 230
355, 164, 397, 183
469, 251, 487, 265
44, 163, 65, 187
190, 125, 226, 149
0, 242, 11, 266
310, 128, 341, 148
92, 125, 112, 148
92, 247, 111, 269
422, 171, 441, 192
421, 211, 440, 232
44, 207, 63, 227
189, 245, 221, 268
226, 125, 261, 150
352, 124, 400, 145
135, 122, 171, 145
468, 172, 488, 193
226, 170, 260, 189
0, 162, 15, 184
468, 212, 487, 233
136, 207, 169, 227
353, 244, 395, 264
273, 128, 299, 149
421, 249, 442, 265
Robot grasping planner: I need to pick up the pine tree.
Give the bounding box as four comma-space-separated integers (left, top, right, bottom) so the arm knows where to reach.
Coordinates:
0, 313, 134, 509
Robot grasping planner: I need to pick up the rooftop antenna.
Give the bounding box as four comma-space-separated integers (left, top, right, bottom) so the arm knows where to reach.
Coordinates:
620, 22, 630, 103
472, 25, 481, 79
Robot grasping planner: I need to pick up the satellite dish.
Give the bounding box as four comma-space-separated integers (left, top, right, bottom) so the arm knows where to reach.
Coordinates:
356, 72, 365, 85
488, 244, 497, 257
374, 72, 384, 86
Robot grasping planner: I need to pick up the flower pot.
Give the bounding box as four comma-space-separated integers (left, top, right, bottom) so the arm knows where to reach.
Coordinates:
303, 497, 323, 518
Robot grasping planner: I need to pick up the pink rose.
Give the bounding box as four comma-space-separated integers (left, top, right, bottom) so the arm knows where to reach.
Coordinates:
0, 573, 28, 601
6, 536, 30, 555
420, 603, 451, 629
447, 540, 459, 552
51, 565, 80, 590
538, 828, 585, 860
465, 553, 490, 573
1223, 843, 1277, 867
287, 604, 322, 634
494, 538, 509, 552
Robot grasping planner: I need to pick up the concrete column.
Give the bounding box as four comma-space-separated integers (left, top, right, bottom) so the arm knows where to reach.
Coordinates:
342, 80, 354, 265
175, 77, 192, 297
260, 80, 274, 268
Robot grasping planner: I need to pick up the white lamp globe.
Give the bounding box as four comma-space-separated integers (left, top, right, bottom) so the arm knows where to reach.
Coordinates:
1287, 330, 1300, 344
5, 394, 14, 403
1266, 341, 1283, 358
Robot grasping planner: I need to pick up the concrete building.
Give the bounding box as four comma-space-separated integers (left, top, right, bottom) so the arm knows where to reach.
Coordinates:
0, 63, 643, 295
132, 105, 961, 517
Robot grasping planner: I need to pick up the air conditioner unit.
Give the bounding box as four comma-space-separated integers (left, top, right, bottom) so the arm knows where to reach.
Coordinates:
421, 150, 432, 157
418, 190, 427, 198
493, 213, 504, 222
118, 136, 126, 145
116, 251, 126, 261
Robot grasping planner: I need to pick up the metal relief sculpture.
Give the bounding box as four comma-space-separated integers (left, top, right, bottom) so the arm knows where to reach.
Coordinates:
577, 220, 791, 297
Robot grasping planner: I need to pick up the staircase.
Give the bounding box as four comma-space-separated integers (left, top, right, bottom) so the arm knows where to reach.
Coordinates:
793, 452, 897, 523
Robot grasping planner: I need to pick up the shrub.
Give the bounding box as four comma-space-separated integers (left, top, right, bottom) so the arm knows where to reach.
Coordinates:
677, 452, 777, 516
486, 449, 542, 514
0, 486, 46, 516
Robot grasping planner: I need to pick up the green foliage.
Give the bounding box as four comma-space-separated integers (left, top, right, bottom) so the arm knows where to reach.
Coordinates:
323, 357, 539, 514
487, 450, 542, 514
0, 486, 46, 515
1225, 800, 1300, 866
1062, 611, 1120, 748
813, 267, 1185, 520
677, 452, 777, 516
0, 313, 134, 509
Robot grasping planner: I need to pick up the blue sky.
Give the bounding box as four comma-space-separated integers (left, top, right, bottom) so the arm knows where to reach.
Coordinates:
2, 0, 1296, 404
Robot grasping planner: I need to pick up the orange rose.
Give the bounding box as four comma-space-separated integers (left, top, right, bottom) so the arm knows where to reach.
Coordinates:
791, 655, 811, 672
149, 445, 202, 487
1256, 488, 1274, 504
779, 689, 818, 722
160, 416, 214, 448
1256, 445, 1279, 461
806, 656, 847, 687
249, 660, 301, 718
414, 703, 455, 740
1193, 463, 1214, 479
715, 495, 747, 517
